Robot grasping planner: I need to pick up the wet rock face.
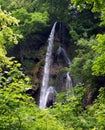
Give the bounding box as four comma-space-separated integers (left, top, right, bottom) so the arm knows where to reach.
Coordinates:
46, 99, 53, 107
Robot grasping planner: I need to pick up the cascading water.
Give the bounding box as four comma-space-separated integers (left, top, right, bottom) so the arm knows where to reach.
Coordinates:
66, 72, 73, 90
57, 46, 71, 66
44, 86, 57, 107
66, 72, 74, 96
39, 22, 57, 109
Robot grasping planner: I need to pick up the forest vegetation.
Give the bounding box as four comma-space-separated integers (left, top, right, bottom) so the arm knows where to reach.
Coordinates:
0, 0, 105, 129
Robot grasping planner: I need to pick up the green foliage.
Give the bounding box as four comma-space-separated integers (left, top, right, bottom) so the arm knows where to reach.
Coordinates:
33, 109, 65, 130
0, 1, 105, 130
0, 7, 62, 129
48, 84, 105, 130
49, 84, 86, 130
0, 8, 22, 44
0, 8, 22, 67
0, 59, 33, 129
0, 7, 62, 130
81, 87, 105, 130
71, 0, 105, 12
69, 37, 97, 83
36, 0, 70, 23
9, 7, 49, 71
0, 0, 36, 12
48, 0, 70, 22
0, 59, 65, 130
69, 10, 98, 42
92, 34, 105, 76
71, 0, 105, 26
92, 53, 105, 76
12, 8, 49, 37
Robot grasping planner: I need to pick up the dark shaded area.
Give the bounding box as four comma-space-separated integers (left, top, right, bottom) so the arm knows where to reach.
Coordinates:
26, 87, 40, 105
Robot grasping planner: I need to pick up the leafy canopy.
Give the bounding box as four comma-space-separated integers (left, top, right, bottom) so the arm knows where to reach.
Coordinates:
0, 8, 22, 67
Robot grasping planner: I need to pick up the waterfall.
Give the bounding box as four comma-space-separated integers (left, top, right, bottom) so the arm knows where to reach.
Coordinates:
66, 72, 74, 96
39, 22, 57, 109
44, 86, 56, 107
66, 72, 73, 90
57, 46, 71, 66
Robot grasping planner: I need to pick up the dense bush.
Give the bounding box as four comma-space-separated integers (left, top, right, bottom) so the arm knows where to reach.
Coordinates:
49, 84, 105, 130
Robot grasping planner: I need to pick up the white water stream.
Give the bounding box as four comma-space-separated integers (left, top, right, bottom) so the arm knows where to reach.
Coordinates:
39, 23, 57, 109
